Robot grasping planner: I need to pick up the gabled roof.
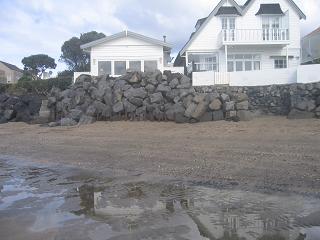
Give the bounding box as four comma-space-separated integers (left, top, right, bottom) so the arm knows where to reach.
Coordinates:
179, 0, 306, 56
215, 6, 241, 16
256, 4, 284, 15
81, 30, 172, 50
302, 27, 320, 39
195, 17, 207, 28
0, 61, 23, 73
242, 0, 306, 19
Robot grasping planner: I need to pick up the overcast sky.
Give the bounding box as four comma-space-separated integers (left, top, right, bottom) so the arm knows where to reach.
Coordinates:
0, 0, 319, 73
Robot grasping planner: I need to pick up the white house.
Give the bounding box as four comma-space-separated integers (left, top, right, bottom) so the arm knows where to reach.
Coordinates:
174, 0, 306, 86
76, 30, 174, 79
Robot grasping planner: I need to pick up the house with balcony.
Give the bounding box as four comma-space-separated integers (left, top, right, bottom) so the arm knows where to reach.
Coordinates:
174, 0, 306, 86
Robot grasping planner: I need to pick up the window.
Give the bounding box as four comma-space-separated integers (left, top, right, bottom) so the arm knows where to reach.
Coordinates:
144, 60, 158, 72
188, 53, 218, 72
114, 61, 126, 75
262, 16, 282, 40
227, 54, 261, 72
98, 61, 111, 76
274, 57, 287, 69
129, 61, 141, 71
222, 17, 236, 41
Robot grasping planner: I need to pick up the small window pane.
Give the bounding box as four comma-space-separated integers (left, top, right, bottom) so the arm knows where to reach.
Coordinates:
98, 61, 111, 76
227, 62, 234, 72
245, 61, 252, 71
235, 54, 243, 59
129, 61, 141, 71
115, 61, 126, 75
236, 61, 243, 71
144, 61, 158, 72
254, 61, 261, 70
274, 58, 287, 69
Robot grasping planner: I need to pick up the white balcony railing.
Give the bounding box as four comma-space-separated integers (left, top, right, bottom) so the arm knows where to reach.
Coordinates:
221, 29, 289, 45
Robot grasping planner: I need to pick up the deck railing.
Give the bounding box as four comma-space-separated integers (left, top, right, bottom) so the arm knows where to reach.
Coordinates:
221, 29, 289, 44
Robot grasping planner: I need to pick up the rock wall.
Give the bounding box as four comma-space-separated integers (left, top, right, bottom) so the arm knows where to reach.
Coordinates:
47, 71, 251, 126
47, 71, 320, 126
0, 94, 42, 124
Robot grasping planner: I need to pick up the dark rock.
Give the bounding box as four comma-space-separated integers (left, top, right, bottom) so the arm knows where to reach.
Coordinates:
128, 97, 143, 107
175, 113, 189, 123
145, 84, 156, 93
0, 94, 9, 103
79, 115, 95, 125
113, 102, 124, 113
213, 110, 224, 121
288, 109, 315, 119
86, 105, 97, 117
150, 92, 163, 104
128, 72, 141, 83
4, 109, 15, 120
165, 103, 185, 121
124, 87, 147, 99
184, 102, 197, 118
316, 96, 320, 106
156, 84, 171, 93
47, 97, 57, 108
221, 93, 230, 102
169, 78, 179, 89
123, 100, 137, 113
234, 93, 248, 102
193, 94, 206, 104
60, 118, 77, 127
68, 109, 83, 121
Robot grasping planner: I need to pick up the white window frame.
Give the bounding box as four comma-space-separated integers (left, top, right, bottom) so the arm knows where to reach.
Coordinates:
274, 57, 287, 69
227, 54, 261, 72
187, 52, 219, 72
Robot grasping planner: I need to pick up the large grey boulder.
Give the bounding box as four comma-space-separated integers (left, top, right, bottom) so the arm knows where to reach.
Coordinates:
128, 97, 143, 107
184, 102, 197, 118
128, 72, 141, 83
150, 92, 163, 104
113, 102, 124, 113
124, 87, 147, 99
104, 87, 113, 105
123, 100, 137, 113
209, 98, 222, 111
169, 78, 179, 89
156, 84, 171, 93
234, 93, 248, 102
223, 101, 235, 111
78, 115, 95, 125
288, 109, 315, 119
295, 100, 316, 112
4, 109, 14, 120
165, 103, 185, 121
191, 101, 208, 120
193, 94, 206, 104
145, 84, 156, 93
221, 93, 230, 103
68, 109, 83, 121
236, 100, 249, 110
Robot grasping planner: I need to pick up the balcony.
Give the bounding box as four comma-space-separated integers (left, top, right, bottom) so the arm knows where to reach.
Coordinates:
220, 29, 290, 46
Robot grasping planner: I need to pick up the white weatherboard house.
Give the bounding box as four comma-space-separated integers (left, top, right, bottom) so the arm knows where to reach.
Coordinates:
175, 0, 306, 86
76, 30, 176, 80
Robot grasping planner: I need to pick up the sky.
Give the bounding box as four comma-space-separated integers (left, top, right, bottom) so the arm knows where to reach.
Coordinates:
0, 0, 319, 74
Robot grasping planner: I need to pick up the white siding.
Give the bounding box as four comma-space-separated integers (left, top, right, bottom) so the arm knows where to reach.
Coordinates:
90, 36, 165, 76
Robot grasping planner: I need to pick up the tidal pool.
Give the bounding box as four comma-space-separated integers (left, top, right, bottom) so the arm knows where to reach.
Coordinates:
0, 158, 319, 240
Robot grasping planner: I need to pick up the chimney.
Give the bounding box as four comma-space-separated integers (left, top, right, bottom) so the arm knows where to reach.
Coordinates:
163, 35, 167, 42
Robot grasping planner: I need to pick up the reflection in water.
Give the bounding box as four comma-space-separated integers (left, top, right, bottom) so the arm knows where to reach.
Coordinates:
0, 159, 319, 240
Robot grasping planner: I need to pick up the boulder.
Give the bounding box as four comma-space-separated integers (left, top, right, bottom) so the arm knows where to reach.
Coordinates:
128, 97, 143, 107
209, 99, 222, 111
223, 101, 235, 111
4, 109, 15, 120
145, 84, 156, 93
128, 72, 141, 83
169, 78, 179, 89
295, 100, 316, 112
175, 112, 189, 124
316, 96, 320, 106
191, 101, 208, 120
86, 105, 97, 117
156, 84, 171, 93
78, 115, 95, 125
113, 102, 124, 113
123, 99, 137, 113
236, 100, 249, 110
221, 93, 230, 103
165, 103, 185, 121
193, 94, 206, 104
237, 110, 252, 121
234, 93, 248, 102
68, 109, 83, 121
0, 94, 9, 103
213, 110, 224, 121
60, 118, 77, 127
288, 109, 315, 119
184, 102, 197, 118
150, 92, 163, 104
124, 87, 147, 99
104, 87, 113, 105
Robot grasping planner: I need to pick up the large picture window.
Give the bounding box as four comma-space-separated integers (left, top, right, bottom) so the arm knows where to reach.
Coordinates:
144, 61, 158, 72
114, 61, 126, 75
188, 53, 218, 72
129, 61, 141, 71
98, 61, 111, 76
228, 54, 261, 72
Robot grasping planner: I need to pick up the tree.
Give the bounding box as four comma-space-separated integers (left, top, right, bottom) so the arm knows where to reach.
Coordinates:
22, 54, 57, 79
60, 31, 106, 72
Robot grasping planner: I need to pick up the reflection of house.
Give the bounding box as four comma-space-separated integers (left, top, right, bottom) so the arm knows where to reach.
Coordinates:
79, 30, 173, 77
0, 61, 23, 84
301, 27, 320, 64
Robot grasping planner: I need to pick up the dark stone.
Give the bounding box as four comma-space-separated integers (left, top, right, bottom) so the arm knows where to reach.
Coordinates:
113, 102, 124, 113
184, 102, 197, 118
169, 78, 179, 89
128, 97, 143, 107
123, 100, 137, 113
223, 101, 235, 111
191, 101, 208, 120
86, 105, 97, 117
68, 109, 83, 121
156, 84, 171, 93
60, 118, 77, 126
213, 110, 224, 121
175, 112, 189, 123
200, 112, 213, 122
150, 92, 163, 104
124, 87, 147, 99
165, 103, 185, 121
236, 101, 249, 110
4, 109, 15, 120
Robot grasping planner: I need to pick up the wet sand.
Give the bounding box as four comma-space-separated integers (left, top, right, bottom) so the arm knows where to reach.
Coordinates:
0, 116, 319, 195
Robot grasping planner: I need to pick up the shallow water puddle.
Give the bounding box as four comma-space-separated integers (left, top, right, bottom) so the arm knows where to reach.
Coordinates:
0, 159, 320, 240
